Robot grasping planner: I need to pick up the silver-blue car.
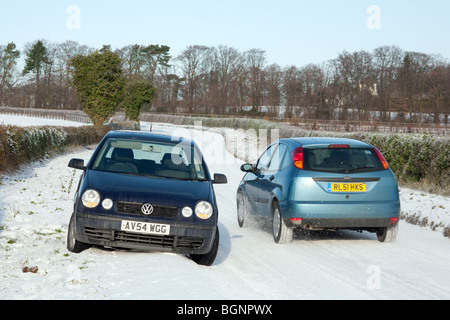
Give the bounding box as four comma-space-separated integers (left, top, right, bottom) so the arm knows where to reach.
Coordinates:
237, 137, 400, 243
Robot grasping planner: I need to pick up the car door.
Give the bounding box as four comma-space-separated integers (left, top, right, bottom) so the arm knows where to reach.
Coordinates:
244, 144, 277, 216
258, 143, 288, 217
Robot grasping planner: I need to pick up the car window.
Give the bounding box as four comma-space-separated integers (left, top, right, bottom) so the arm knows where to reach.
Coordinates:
267, 144, 288, 172
256, 144, 278, 171
91, 138, 207, 180
304, 148, 384, 173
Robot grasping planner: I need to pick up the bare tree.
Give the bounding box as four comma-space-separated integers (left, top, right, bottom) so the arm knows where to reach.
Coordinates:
373, 45, 403, 121
264, 63, 282, 117
246, 48, 267, 112
176, 45, 210, 113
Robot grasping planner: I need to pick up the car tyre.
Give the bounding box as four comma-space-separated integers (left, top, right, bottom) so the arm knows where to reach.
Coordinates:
376, 224, 399, 243
67, 213, 90, 253
237, 192, 249, 228
272, 204, 293, 244
190, 227, 219, 266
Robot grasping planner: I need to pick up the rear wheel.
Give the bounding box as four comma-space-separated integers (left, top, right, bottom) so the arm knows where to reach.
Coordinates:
272, 204, 293, 244
377, 224, 398, 243
190, 227, 219, 266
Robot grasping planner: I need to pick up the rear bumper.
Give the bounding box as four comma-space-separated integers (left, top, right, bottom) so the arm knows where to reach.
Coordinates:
281, 200, 400, 229
73, 212, 217, 254
288, 217, 395, 229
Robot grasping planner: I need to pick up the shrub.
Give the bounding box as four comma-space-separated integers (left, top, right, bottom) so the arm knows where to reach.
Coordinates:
0, 125, 109, 173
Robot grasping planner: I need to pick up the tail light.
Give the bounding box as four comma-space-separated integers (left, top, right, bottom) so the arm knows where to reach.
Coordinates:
373, 147, 389, 170
390, 218, 399, 225
291, 147, 304, 169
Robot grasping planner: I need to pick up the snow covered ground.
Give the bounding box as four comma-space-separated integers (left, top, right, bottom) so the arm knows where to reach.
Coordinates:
0, 114, 87, 127
0, 116, 449, 300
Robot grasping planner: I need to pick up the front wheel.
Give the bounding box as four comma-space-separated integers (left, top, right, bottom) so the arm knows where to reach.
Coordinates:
272, 205, 293, 244
237, 192, 249, 228
190, 227, 219, 266
67, 213, 90, 253
377, 224, 399, 243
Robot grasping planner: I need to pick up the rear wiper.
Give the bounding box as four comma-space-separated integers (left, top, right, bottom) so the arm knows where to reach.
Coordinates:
345, 166, 376, 173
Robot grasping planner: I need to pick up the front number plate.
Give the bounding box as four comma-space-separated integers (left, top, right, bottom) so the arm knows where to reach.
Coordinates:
328, 183, 366, 193
121, 220, 170, 235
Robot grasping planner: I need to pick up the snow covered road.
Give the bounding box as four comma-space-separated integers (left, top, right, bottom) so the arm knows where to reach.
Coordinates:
0, 123, 449, 300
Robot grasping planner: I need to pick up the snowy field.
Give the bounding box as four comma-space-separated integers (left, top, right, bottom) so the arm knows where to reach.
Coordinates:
0, 114, 87, 127
0, 116, 449, 300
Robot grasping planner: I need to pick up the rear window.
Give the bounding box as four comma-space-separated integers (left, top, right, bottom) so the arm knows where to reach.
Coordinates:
304, 148, 384, 173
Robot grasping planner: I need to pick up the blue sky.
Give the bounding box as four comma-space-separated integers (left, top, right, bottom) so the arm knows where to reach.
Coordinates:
1, 0, 449, 66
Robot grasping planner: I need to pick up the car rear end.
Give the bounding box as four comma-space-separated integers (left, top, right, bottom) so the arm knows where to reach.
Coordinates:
283, 138, 400, 233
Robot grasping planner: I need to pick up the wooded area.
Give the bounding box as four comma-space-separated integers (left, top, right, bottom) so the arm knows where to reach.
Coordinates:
0, 40, 449, 124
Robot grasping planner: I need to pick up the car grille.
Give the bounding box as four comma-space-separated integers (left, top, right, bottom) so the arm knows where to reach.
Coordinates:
84, 227, 205, 250
116, 201, 178, 218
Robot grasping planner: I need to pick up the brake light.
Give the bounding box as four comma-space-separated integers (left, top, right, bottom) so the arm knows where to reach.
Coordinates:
291, 147, 304, 169
328, 144, 350, 148
373, 147, 389, 170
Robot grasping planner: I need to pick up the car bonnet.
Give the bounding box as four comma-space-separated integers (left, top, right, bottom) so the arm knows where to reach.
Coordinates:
84, 170, 212, 208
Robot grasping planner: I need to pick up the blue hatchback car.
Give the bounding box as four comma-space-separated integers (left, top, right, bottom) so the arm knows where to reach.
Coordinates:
67, 131, 227, 266
237, 137, 400, 244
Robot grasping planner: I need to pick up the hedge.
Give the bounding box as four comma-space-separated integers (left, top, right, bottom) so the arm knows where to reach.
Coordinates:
0, 125, 110, 173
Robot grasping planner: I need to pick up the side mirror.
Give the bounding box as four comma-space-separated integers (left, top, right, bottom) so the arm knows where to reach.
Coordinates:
68, 158, 86, 170
240, 163, 254, 173
212, 173, 228, 184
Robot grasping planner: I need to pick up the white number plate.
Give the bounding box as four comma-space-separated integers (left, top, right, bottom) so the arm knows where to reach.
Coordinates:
121, 220, 170, 236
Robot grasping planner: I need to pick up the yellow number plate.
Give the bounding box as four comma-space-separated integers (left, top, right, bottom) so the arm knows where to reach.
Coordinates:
328, 183, 366, 193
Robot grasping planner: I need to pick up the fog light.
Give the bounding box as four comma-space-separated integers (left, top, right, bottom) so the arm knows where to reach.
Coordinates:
102, 198, 113, 210
290, 218, 303, 225
182, 206, 193, 218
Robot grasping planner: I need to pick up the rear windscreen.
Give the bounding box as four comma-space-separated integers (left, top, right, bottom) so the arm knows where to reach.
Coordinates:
304, 148, 384, 173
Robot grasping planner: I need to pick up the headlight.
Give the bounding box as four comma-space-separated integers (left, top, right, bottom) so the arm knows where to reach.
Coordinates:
82, 189, 100, 208
195, 201, 213, 220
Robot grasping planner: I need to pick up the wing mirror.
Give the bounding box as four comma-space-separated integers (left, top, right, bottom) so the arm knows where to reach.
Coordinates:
68, 158, 86, 170
240, 163, 254, 172
212, 173, 228, 184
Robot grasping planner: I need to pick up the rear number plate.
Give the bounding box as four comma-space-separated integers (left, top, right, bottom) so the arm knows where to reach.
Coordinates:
121, 220, 170, 235
328, 183, 366, 193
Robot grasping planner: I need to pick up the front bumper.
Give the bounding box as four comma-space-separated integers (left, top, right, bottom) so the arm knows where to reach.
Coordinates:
74, 212, 217, 254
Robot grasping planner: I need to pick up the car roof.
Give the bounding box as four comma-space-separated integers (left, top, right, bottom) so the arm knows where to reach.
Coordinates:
104, 130, 195, 146
282, 137, 372, 148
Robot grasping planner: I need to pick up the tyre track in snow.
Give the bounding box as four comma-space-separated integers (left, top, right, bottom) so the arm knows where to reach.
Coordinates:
0, 125, 449, 299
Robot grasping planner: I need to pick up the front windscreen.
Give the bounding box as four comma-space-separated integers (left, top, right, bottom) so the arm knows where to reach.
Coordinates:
303, 148, 384, 173
91, 138, 207, 180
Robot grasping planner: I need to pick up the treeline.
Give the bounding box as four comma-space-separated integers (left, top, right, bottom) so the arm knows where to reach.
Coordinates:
1, 40, 449, 123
